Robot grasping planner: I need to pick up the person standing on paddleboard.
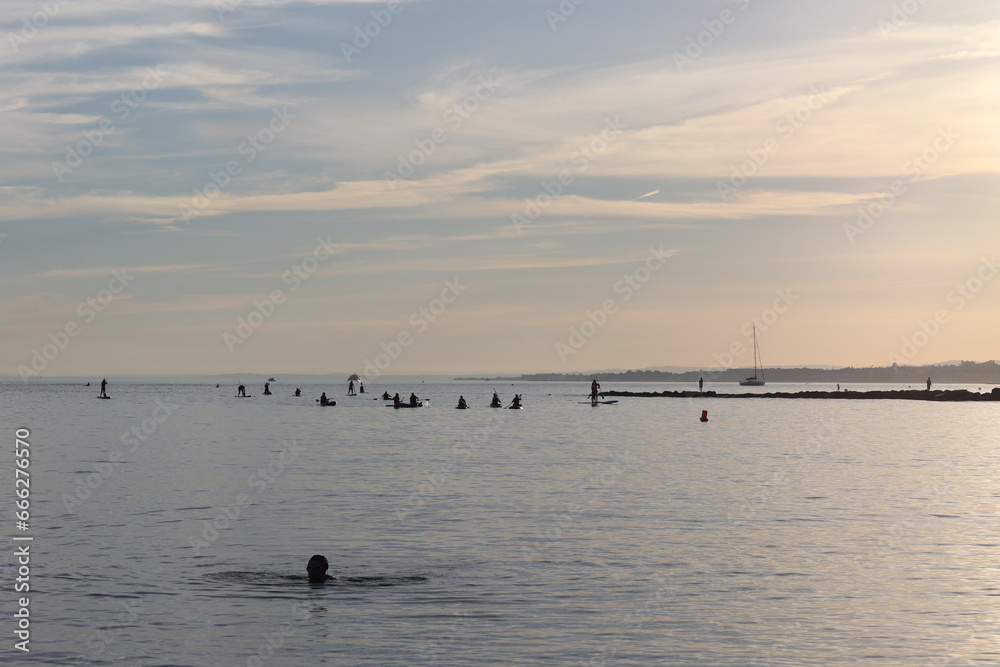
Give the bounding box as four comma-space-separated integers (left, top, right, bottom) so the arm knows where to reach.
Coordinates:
100, 378, 108, 398
590, 379, 600, 402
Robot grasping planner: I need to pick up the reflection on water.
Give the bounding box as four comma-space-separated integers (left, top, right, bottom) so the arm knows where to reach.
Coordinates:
4, 380, 999, 666
207, 571, 429, 587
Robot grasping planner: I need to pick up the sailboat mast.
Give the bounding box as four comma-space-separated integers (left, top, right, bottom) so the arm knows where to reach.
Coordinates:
754, 323, 764, 381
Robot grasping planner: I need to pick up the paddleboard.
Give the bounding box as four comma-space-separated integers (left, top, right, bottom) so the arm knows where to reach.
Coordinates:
97, 396, 111, 400
320, 401, 337, 407
388, 402, 425, 408
579, 400, 618, 405
507, 405, 522, 409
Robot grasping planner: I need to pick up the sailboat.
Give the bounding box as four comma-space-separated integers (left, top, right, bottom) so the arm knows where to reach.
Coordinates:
739, 323, 766, 386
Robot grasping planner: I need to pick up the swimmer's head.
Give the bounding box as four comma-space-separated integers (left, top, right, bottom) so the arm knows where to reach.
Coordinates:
306, 554, 329, 582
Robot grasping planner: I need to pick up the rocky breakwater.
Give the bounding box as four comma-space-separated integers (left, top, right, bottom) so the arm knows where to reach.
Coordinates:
602, 388, 1000, 402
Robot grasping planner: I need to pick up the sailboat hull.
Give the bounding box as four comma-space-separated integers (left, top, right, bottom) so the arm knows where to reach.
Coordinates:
739, 378, 765, 386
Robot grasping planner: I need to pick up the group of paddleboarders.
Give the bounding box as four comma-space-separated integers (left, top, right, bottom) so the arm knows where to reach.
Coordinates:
392, 392, 420, 407
480, 391, 521, 409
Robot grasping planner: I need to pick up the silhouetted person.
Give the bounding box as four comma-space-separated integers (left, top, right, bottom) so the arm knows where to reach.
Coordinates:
320, 392, 330, 405
99, 379, 108, 398
491, 392, 502, 407
393, 393, 401, 408
348, 380, 355, 396
457, 396, 468, 409
237, 384, 247, 397
409, 393, 419, 407
294, 388, 301, 397
698, 377, 704, 393
511, 394, 522, 408
359, 382, 365, 394
590, 379, 600, 401
263, 382, 272, 395
927, 377, 932, 391
382, 391, 391, 400
306, 554, 334, 582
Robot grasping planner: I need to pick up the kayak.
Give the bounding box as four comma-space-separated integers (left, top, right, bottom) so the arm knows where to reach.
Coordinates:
320, 401, 337, 407
97, 396, 111, 400
388, 402, 425, 408
489, 404, 503, 408
456, 405, 469, 409
507, 405, 522, 409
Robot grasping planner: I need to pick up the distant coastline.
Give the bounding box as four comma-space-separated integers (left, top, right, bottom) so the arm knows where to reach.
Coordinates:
456, 361, 1000, 385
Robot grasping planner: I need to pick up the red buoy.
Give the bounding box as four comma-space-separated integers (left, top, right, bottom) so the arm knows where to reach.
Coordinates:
700, 410, 708, 422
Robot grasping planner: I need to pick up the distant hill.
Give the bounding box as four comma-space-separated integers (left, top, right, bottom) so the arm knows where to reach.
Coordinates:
458, 360, 1000, 384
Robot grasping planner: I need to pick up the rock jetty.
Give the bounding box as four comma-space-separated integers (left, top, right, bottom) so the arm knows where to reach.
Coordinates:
602, 388, 1000, 402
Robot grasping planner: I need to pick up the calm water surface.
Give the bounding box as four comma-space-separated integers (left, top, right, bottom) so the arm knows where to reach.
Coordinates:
3, 379, 998, 666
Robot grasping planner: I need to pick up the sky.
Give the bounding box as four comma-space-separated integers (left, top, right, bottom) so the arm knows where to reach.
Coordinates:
1, 0, 997, 377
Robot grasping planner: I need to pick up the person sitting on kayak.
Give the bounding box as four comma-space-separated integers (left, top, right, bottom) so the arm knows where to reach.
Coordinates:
263, 382, 272, 395
457, 396, 468, 409
320, 392, 330, 405
511, 394, 522, 408
382, 391, 391, 400
294, 388, 301, 397
359, 382, 365, 394
306, 554, 334, 582
237, 384, 247, 397
491, 392, 502, 407
409, 393, 419, 407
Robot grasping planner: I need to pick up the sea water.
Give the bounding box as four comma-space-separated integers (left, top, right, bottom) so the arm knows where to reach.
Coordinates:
2, 379, 998, 666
